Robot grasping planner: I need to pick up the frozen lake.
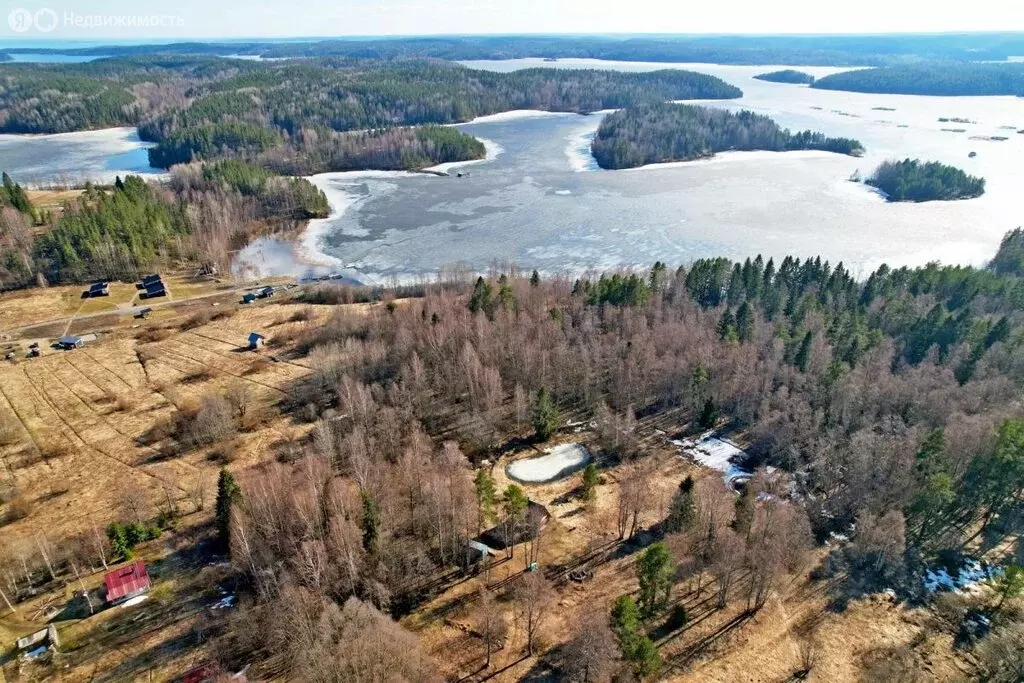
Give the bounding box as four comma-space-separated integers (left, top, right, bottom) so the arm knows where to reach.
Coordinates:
0, 127, 161, 186
241, 60, 1024, 282
4, 59, 1023, 281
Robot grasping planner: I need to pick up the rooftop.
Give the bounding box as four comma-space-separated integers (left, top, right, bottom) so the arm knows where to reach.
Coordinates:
104, 560, 150, 602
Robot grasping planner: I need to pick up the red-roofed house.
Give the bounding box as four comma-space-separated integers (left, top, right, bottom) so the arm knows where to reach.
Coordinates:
104, 560, 150, 605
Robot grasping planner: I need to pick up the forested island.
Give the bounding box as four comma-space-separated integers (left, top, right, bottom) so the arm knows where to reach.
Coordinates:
591, 103, 864, 170
0, 57, 740, 174
0, 54, 11, 63
866, 159, 986, 202
753, 69, 815, 84
0, 162, 329, 288
812, 62, 1024, 96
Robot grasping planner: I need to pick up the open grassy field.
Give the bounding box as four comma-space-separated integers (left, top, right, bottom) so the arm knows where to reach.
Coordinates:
0, 292, 334, 680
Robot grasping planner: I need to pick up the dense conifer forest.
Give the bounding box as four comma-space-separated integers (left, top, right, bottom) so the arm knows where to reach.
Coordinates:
0, 58, 740, 173
866, 159, 986, 202
591, 103, 864, 169
753, 69, 815, 84
812, 62, 1024, 96
0, 164, 330, 288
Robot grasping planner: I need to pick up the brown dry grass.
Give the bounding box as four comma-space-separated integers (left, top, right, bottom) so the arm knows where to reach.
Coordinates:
0, 300, 331, 681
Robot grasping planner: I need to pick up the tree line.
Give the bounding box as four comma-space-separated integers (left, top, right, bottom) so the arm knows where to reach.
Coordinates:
867, 158, 986, 202
591, 103, 864, 169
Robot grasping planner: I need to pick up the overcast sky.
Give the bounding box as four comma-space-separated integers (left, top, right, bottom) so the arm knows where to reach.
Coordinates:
3, 0, 1024, 40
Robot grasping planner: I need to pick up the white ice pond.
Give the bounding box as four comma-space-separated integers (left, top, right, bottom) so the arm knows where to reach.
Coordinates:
506, 443, 591, 483
672, 434, 751, 486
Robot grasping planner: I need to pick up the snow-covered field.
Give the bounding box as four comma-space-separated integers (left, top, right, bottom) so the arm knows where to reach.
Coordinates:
672, 435, 751, 486
506, 443, 591, 483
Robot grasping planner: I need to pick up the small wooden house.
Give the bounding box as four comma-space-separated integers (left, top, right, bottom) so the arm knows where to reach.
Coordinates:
104, 560, 150, 605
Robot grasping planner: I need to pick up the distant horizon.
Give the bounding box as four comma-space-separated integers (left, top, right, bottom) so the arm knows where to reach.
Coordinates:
3, 29, 1024, 51
2, 0, 1023, 41
4, 29, 1024, 43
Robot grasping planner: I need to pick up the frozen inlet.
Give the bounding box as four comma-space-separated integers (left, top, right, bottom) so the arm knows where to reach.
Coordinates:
506, 443, 591, 483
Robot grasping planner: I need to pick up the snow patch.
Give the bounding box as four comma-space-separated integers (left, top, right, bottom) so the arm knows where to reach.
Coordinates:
924, 559, 1001, 594
563, 112, 616, 173
622, 149, 837, 172
506, 443, 591, 483
673, 434, 751, 486
455, 109, 579, 125
211, 594, 237, 610
120, 594, 149, 608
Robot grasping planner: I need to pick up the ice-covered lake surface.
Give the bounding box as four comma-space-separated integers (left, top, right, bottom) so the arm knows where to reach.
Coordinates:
0, 127, 161, 186
233, 60, 1024, 283
506, 443, 591, 483
5, 59, 1024, 281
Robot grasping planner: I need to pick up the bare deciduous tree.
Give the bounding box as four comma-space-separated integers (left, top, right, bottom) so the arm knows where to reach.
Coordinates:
561, 610, 618, 682
515, 572, 554, 656
474, 588, 508, 668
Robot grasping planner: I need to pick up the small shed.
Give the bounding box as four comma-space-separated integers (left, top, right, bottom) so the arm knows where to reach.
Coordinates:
89, 282, 109, 297
258, 286, 275, 298
247, 332, 265, 350
16, 624, 59, 653
104, 560, 150, 605
135, 307, 152, 320
142, 282, 167, 299
241, 293, 257, 304
58, 336, 85, 350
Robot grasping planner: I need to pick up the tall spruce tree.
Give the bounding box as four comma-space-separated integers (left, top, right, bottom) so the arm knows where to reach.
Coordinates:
533, 387, 559, 441
215, 468, 242, 553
